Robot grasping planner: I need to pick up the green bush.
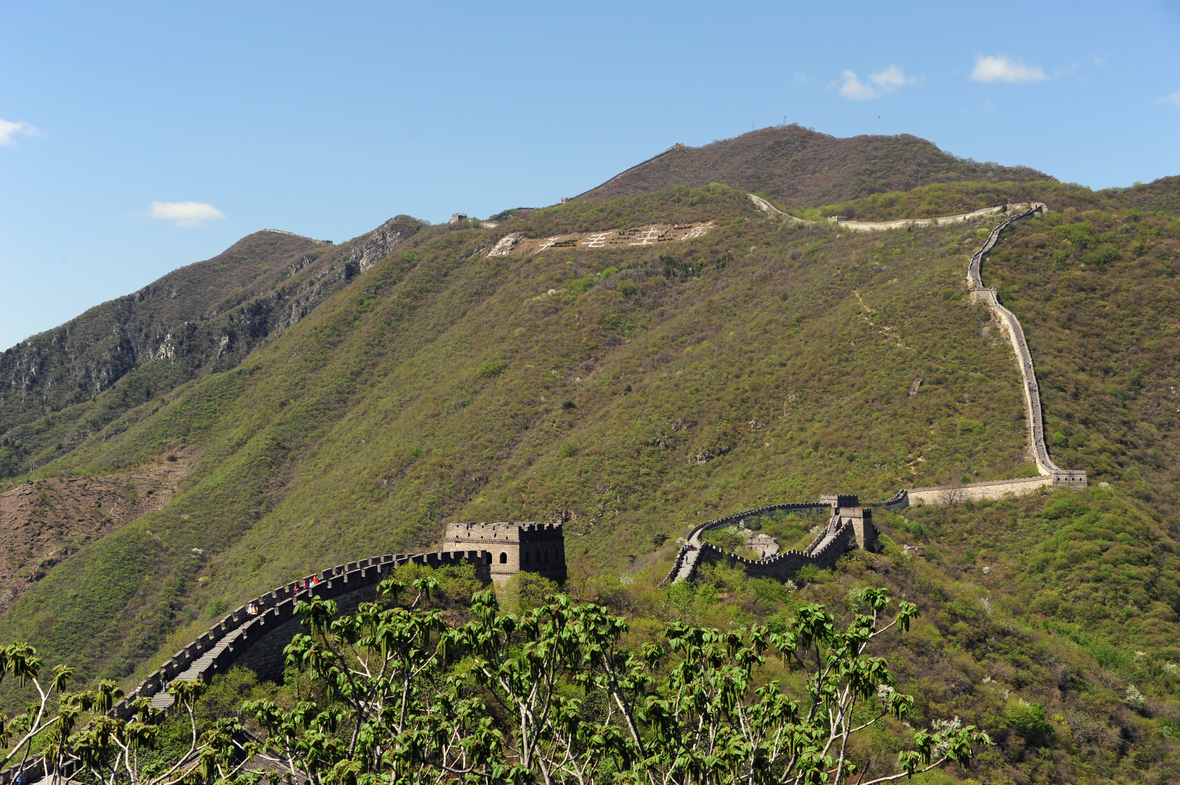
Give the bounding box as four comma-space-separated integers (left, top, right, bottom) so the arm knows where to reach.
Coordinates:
477, 360, 507, 379
1005, 701, 1055, 747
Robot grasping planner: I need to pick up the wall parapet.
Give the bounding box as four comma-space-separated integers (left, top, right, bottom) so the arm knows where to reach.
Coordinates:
104, 549, 494, 722
663, 493, 902, 586
965, 202, 1086, 489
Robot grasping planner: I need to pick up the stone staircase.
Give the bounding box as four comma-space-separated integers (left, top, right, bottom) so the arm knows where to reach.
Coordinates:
150, 627, 248, 711
673, 548, 701, 583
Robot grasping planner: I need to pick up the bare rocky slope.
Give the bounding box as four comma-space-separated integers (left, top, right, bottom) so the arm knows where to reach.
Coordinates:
577, 125, 1050, 207
0, 455, 191, 613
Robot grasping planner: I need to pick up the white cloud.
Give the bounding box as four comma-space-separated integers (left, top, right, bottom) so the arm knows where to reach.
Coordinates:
0, 119, 41, 146
970, 55, 1047, 83
144, 200, 225, 227
1157, 89, 1180, 107
833, 66, 914, 100
870, 65, 912, 92
836, 71, 878, 100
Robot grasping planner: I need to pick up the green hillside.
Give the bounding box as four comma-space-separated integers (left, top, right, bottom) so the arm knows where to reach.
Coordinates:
4, 169, 1180, 783
578, 125, 1049, 206
0, 184, 1033, 687
0, 217, 424, 480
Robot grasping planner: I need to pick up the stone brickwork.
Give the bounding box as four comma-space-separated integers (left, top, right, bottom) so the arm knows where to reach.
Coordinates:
444, 522, 567, 585
692, 507, 878, 583
95, 523, 566, 726
663, 495, 894, 586
107, 551, 493, 718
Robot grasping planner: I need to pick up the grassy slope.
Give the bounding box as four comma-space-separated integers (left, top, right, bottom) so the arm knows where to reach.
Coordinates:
654, 486, 1180, 784
0, 185, 1031, 690
0, 217, 425, 481
790, 176, 1180, 222
985, 207, 1180, 520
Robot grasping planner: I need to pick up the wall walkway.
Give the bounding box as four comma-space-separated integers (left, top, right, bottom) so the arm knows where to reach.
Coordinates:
111, 550, 490, 717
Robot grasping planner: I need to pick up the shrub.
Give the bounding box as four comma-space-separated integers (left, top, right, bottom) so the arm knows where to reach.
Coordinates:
1005, 701, 1055, 747
477, 360, 508, 378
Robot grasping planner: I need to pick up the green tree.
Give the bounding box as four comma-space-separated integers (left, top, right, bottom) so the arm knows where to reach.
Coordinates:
2, 583, 989, 785
243, 581, 987, 785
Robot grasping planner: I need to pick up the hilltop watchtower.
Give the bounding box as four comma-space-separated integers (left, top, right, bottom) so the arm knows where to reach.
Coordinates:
444, 522, 566, 586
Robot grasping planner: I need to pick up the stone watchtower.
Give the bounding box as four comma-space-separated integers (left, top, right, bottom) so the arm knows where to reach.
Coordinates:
444, 522, 566, 586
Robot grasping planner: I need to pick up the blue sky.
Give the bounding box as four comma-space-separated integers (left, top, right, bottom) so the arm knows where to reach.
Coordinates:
2, 1, 1179, 350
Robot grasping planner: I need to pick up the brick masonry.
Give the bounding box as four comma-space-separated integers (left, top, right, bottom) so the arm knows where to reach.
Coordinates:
102, 524, 565, 722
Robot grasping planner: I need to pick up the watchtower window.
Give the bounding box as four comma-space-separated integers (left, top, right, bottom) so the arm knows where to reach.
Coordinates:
524, 552, 531, 565
499, 552, 507, 564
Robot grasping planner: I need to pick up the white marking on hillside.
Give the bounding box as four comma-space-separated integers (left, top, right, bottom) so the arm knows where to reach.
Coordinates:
488, 233, 522, 257
629, 226, 661, 246
581, 232, 612, 249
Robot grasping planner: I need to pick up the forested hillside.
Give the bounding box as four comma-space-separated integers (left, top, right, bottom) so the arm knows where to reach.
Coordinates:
0, 185, 1036, 690
3, 128, 1180, 783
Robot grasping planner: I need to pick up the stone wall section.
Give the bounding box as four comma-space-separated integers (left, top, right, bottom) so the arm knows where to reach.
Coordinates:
663, 497, 895, 586
965, 203, 1086, 489
444, 522, 566, 585
107, 550, 492, 719
692, 507, 875, 583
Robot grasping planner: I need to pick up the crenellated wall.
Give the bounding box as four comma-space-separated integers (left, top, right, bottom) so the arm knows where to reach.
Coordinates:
106, 549, 493, 719
444, 522, 566, 585
692, 507, 875, 582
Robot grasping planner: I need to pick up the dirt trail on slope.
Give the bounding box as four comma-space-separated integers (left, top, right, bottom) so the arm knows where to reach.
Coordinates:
0, 455, 192, 613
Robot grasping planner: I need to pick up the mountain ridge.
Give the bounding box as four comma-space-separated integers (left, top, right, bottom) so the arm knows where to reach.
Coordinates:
576, 125, 1051, 206
3, 134, 1180, 783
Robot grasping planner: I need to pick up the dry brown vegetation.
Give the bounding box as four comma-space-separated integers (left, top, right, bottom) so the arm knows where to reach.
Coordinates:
578, 125, 1048, 207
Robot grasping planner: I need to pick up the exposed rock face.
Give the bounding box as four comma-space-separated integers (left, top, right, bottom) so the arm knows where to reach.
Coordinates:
347, 218, 413, 274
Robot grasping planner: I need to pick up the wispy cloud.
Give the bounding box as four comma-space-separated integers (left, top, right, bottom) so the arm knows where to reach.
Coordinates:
833, 66, 914, 100
970, 55, 1047, 83
836, 71, 877, 100
1157, 89, 1180, 107
142, 200, 225, 227
0, 119, 41, 146
870, 65, 912, 93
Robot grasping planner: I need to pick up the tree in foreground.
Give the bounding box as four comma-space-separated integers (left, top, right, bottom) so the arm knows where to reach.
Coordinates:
2, 582, 989, 785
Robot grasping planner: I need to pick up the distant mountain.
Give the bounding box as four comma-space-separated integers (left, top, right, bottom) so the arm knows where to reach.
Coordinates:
577, 125, 1050, 207
0, 217, 424, 479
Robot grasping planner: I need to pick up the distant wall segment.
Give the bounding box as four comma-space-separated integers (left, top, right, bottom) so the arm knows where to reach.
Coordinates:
692, 507, 878, 583
966, 203, 1086, 488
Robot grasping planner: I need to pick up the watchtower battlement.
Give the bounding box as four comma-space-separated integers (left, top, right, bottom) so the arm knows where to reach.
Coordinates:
444, 521, 566, 585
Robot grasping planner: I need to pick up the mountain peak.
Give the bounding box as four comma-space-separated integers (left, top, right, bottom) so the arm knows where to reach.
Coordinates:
577, 124, 1051, 207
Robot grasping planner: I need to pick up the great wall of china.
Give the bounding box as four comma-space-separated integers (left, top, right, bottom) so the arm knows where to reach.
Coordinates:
660, 198, 1087, 583
2, 194, 1089, 785
142, 198, 1088, 688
